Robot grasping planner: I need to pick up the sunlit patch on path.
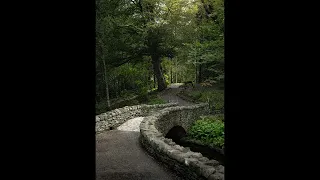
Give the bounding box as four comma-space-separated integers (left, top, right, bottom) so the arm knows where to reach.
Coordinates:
116, 117, 144, 132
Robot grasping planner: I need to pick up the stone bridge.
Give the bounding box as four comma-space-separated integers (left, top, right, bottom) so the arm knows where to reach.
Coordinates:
95, 103, 179, 133
96, 102, 224, 180
140, 103, 224, 180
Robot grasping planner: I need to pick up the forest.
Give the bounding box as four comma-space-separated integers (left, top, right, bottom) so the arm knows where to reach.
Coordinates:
96, 0, 224, 114
96, 0, 225, 171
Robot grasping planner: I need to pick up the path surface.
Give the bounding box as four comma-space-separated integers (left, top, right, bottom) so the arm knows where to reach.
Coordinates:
116, 117, 144, 132
158, 83, 194, 106
96, 83, 190, 180
96, 131, 183, 180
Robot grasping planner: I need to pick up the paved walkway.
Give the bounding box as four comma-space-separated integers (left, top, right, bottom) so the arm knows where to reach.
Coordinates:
158, 83, 194, 106
96, 83, 191, 180
96, 131, 183, 180
116, 117, 144, 132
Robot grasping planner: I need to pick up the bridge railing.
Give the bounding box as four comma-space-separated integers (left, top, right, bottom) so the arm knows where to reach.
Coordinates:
95, 102, 178, 133
139, 103, 224, 180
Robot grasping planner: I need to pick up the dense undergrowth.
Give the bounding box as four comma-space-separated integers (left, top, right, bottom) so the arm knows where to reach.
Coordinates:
182, 86, 225, 149
188, 89, 224, 110
187, 114, 224, 149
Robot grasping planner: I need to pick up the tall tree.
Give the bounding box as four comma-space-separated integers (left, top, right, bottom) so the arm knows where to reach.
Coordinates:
95, 0, 224, 106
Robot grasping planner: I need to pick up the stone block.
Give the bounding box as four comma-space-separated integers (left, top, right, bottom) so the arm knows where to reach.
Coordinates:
115, 109, 121, 114
168, 141, 176, 146
164, 138, 173, 144
181, 147, 190, 153
216, 165, 224, 173
174, 151, 194, 163
208, 173, 224, 180
173, 145, 184, 151
184, 158, 200, 167
205, 159, 220, 166
198, 165, 216, 178
190, 152, 203, 158
167, 149, 181, 159
198, 157, 210, 162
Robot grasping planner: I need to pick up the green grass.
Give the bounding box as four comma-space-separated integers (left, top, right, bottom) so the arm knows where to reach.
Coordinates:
187, 114, 224, 149
188, 89, 224, 110
147, 96, 167, 105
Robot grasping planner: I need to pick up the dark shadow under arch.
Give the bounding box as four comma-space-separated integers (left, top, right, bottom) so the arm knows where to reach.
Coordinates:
165, 126, 186, 143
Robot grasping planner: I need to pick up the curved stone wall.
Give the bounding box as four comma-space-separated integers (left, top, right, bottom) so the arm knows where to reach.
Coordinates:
95, 103, 178, 133
139, 103, 224, 180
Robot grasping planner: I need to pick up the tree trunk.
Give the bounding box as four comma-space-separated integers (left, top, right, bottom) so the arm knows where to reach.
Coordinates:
152, 55, 167, 91
170, 60, 173, 83
148, 71, 150, 90
102, 60, 111, 109
123, 77, 125, 91
153, 73, 156, 88
175, 58, 178, 83
116, 79, 119, 98
195, 63, 197, 84
198, 63, 202, 83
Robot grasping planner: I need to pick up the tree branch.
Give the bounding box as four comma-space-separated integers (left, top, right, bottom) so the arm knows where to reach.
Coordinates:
137, 0, 143, 13
109, 52, 149, 67
200, 0, 215, 20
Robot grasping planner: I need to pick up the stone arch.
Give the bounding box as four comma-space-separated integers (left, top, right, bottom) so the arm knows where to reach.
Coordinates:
165, 125, 186, 143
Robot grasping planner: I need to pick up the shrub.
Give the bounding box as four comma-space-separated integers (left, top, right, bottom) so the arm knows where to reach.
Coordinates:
188, 115, 224, 148
147, 97, 167, 105
187, 89, 224, 110
190, 91, 202, 99
95, 99, 111, 115
201, 90, 224, 110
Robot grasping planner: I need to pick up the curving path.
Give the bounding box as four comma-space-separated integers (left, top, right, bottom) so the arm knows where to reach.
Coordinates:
158, 83, 194, 106
96, 83, 191, 180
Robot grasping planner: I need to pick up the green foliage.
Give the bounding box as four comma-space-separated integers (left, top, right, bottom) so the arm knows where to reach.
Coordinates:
119, 90, 137, 98
200, 90, 224, 110
188, 115, 224, 148
96, 99, 111, 114
188, 89, 224, 110
146, 95, 167, 105
95, 0, 224, 113
167, 0, 225, 84
137, 92, 167, 105
163, 73, 170, 86
101, 61, 152, 100
136, 91, 150, 102
189, 91, 202, 99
